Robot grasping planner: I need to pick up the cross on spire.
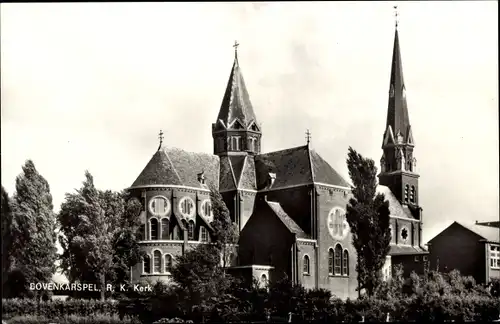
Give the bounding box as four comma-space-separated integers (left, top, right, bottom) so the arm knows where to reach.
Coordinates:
233, 40, 240, 58
305, 129, 312, 145
158, 130, 164, 150
394, 5, 399, 28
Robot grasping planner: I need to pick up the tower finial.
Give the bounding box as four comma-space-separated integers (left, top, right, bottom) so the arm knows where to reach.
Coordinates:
305, 129, 311, 145
233, 40, 240, 59
394, 5, 399, 28
158, 130, 164, 150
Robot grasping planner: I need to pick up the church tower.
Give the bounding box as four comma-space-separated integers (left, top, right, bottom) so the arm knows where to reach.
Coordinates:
212, 42, 262, 156
378, 23, 420, 216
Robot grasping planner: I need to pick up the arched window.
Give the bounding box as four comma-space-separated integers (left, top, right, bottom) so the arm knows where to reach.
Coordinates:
404, 185, 409, 203
150, 218, 159, 240
200, 226, 209, 242
303, 255, 310, 275
161, 218, 169, 240
334, 244, 342, 275
410, 186, 416, 203
153, 250, 162, 273
261, 274, 268, 286
188, 220, 195, 240
343, 250, 349, 276
328, 249, 334, 275
165, 254, 173, 273
143, 255, 151, 274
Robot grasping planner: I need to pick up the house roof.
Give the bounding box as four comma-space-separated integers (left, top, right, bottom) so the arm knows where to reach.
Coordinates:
254, 145, 350, 190
456, 221, 499, 243
131, 146, 220, 189
376, 185, 415, 220
389, 245, 428, 255
266, 201, 307, 238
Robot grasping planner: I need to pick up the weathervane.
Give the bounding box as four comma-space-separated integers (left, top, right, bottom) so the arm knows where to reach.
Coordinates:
305, 129, 312, 145
394, 5, 399, 28
233, 40, 240, 59
158, 130, 164, 150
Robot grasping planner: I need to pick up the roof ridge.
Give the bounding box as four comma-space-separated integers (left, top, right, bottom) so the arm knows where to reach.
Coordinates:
162, 149, 183, 185
160, 145, 218, 158
236, 155, 248, 189
258, 145, 308, 157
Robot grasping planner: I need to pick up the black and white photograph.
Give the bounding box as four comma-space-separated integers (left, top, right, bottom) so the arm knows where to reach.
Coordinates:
1, 1, 499, 323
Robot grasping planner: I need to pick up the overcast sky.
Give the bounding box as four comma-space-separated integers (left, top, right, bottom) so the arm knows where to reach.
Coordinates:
1, 1, 498, 244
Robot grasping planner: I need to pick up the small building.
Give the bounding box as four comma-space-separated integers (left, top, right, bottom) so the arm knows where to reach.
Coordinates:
427, 221, 500, 285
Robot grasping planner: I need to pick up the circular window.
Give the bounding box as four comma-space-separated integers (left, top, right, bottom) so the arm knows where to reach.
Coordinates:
200, 199, 213, 223
178, 196, 195, 218
148, 196, 170, 217
327, 207, 349, 240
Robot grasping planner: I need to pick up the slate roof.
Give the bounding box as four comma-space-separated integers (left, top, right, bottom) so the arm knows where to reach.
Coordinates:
266, 201, 307, 238
455, 221, 499, 243
254, 145, 350, 190
376, 185, 415, 220
216, 57, 259, 129
389, 245, 428, 255
131, 146, 220, 189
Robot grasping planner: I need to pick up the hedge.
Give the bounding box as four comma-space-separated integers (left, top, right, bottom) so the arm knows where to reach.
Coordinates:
3, 294, 499, 323
2, 299, 119, 319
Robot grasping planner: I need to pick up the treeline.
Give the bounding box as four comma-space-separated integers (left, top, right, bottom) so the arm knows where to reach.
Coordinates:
2, 160, 143, 300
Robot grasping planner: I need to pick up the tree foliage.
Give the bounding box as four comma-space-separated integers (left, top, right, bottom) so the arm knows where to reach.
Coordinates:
169, 186, 239, 318
1, 186, 14, 292
6, 160, 58, 298
209, 185, 239, 269
345, 147, 391, 296
58, 171, 142, 300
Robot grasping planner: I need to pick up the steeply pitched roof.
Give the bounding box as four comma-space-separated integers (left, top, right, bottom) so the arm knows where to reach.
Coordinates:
131, 146, 220, 189
266, 201, 307, 238
376, 185, 415, 220
216, 56, 259, 129
309, 149, 350, 187
254, 145, 350, 190
386, 27, 412, 143
237, 156, 257, 190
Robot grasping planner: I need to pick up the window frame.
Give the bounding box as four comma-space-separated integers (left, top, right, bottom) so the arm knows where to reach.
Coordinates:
342, 250, 349, 276
164, 254, 173, 273
303, 255, 310, 275
490, 245, 500, 269
328, 248, 334, 275
143, 254, 151, 275
150, 218, 159, 240
334, 244, 342, 275
160, 218, 170, 240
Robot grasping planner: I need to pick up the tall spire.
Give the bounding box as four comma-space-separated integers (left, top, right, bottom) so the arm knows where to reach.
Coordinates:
216, 41, 259, 129
212, 42, 262, 156
385, 7, 411, 145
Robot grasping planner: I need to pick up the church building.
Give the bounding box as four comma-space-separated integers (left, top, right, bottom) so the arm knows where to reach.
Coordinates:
126, 23, 428, 299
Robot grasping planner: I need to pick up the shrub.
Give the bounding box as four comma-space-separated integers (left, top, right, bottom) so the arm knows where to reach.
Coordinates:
2, 298, 119, 319
5, 314, 139, 324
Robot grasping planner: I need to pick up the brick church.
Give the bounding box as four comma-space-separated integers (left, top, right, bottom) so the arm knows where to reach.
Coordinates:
126, 24, 428, 299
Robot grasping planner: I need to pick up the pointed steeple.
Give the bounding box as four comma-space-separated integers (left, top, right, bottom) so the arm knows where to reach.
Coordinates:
385, 26, 411, 144
216, 41, 259, 130
213, 42, 262, 156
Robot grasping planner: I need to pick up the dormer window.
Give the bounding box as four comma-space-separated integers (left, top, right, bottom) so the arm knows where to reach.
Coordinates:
197, 171, 206, 185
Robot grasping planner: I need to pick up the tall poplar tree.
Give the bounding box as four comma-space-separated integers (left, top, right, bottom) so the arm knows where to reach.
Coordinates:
9, 160, 58, 296
58, 171, 142, 300
345, 147, 391, 297
1, 186, 14, 293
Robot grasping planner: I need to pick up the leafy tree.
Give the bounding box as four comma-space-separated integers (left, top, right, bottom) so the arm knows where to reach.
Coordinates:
345, 147, 391, 297
169, 186, 239, 319
1, 186, 14, 294
58, 171, 142, 300
7, 160, 58, 298
209, 185, 239, 272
